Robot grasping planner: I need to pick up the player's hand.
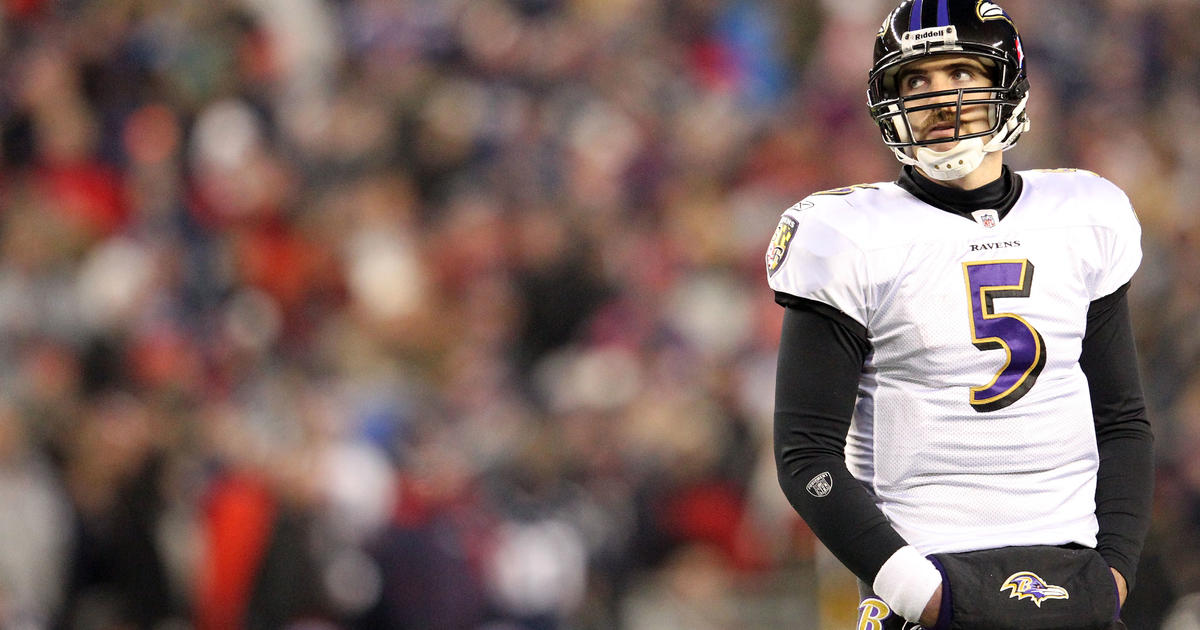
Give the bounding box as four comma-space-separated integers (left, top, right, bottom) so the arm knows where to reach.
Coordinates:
919, 584, 941, 627
1111, 568, 1127, 606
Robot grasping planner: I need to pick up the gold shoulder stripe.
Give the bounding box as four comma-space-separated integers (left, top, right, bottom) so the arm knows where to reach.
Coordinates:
810, 184, 879, 197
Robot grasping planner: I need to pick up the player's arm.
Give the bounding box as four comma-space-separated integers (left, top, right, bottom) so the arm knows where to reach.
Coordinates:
773, 293, 942, 623
1079, 282, 1154, 600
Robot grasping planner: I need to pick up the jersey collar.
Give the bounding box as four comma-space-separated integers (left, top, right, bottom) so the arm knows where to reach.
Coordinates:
896, 164, 1024, 222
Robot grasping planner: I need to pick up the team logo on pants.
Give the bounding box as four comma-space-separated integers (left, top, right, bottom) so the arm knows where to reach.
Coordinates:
856, 598, 891, 630
856, 598, 923, 630
1000, 571, 1070, 607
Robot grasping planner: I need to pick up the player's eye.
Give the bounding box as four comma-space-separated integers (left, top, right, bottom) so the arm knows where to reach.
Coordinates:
951, 68, 975, 82
904, 75, 928, 91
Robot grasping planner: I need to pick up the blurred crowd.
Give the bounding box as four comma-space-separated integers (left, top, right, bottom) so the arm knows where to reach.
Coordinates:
0, 0, 1197, 629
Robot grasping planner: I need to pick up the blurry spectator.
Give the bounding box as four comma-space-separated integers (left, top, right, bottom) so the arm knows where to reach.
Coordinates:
0, 399, 71, 628
58, 392, 178, 629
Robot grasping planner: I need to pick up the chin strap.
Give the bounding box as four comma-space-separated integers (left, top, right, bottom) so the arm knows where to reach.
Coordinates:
892, 93, 1031, 181
894, 136, 989, 181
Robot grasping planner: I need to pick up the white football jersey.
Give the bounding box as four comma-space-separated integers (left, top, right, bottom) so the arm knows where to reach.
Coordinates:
766, 169, 1142, 556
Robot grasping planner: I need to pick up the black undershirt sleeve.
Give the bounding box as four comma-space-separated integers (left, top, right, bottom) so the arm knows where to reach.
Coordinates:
1079, 283, 1154, 591
773, 293, 908, 584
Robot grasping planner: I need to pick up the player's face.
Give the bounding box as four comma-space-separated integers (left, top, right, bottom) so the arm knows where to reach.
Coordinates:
897, 55, 995, 151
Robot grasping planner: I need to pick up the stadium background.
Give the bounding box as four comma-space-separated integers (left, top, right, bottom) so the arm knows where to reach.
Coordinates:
0, 0, 1197, 628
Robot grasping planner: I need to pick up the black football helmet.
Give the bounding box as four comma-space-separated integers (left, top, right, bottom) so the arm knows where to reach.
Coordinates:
867, 0, 1030, 178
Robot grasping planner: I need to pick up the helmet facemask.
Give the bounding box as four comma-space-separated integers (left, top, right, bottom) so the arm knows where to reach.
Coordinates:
873, 55, 1029, 180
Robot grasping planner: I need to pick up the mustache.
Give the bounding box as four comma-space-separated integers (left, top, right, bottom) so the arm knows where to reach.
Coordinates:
921, 107, 984, 134
922, 111, 959, 134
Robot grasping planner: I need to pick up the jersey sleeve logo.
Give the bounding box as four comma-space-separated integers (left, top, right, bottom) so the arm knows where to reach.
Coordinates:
1000, 571, 1070, 607
805, 472, 832, 498
766, 216, 798, 277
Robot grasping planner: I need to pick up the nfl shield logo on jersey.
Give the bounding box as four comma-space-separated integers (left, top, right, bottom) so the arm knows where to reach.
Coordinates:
972, 209, 999, 228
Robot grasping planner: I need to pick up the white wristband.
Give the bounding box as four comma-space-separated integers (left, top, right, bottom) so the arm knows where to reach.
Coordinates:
872, 545, 943, 622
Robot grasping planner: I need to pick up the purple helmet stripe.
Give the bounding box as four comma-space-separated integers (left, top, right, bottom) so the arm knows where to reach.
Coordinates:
910, 0, 925, 31
937, 0, 950, 26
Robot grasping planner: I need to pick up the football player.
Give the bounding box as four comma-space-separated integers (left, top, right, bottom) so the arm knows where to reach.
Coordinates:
765, 1, 1153, 628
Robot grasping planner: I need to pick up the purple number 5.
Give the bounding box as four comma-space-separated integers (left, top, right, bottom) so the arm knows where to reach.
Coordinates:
962, 260, 1047, 412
